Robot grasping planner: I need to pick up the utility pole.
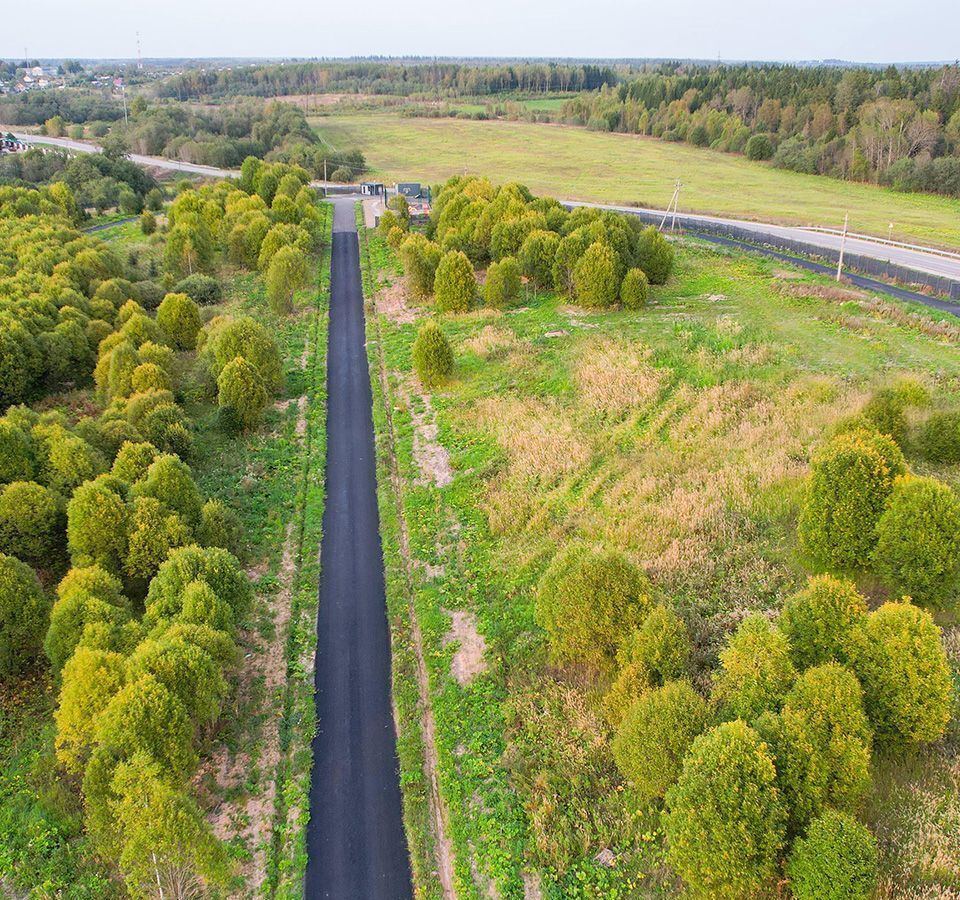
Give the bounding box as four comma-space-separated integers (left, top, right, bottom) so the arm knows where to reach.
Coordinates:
836, 211, 849, 282
659, 178, 681, 232
120, 77, 128, 125
323, 158, 327, 197
136, 32, 143, 70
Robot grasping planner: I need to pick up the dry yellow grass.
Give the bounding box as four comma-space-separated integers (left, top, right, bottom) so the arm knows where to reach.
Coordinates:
573, 336, 666, 417
461, 325, 520, 358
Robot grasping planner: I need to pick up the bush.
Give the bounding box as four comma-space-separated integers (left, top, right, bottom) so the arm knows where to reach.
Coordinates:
862, 387, 908, 444
266, 245, 309, 314
535, 546, 651, 671
45, 590, 129, 677
573, 241, 618, 308
915, 410, 960, 463
0, 419, 35, 485
851, 601, 952, 745
399, 234, 443, 299
612, 679, 709, 800
483, 256, 521, 308
635, 226, 675, 285
664, 720, 785, 899
0, 553, 48, 678
156, 293, 202, 351
203, 315, 283, 393
775, 663, 873, 833
386, 225, 406, 250
139, 211, 156, 235
745, 134, 775, 161
798, 428, 906, 570
712, 614, 796, 722
874, 475, 960, 607
378, 208, 400, 239
125, 496, 192, 583
387, 193, 410, 226
174, 273, 222, 307
330, 166, 352, 183
131, 362, 171, 394
780, 575, 868, 670
197, 499, 242, 557
0, 481, 64, 563
57, 564, 127, 610
434, 250, 476, 313
411, 322, 454, 388
131, 454, 203, 527
518, 230, 560, 289
66, 476, 129, 572
620, 267, 649, 309
787, 811, 878, 900
216, 356, 268, 430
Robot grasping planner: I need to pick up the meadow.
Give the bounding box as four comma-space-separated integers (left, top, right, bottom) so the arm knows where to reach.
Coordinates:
362, 222, 960, 898
313, 111, 960, 248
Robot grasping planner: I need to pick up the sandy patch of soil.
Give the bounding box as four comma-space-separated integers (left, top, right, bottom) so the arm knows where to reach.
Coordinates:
442, 609, 488, 686
377, 277, 419, 324
395, 378, 453, 488
523, 872, 544, 900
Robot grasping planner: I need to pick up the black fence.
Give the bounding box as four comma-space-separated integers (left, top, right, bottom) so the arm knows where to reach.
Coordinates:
611, 208, 960, 302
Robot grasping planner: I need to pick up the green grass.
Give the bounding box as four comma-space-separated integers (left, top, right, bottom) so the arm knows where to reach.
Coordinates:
314, 111, 960, 249
361, 227, 960, 898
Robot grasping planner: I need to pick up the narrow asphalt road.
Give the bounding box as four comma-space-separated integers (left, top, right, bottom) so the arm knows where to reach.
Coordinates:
305, 198, 412, 899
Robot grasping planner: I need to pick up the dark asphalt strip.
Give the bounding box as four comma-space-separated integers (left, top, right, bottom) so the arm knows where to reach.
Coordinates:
690, 231, 960, 318
305, 199, 413, 899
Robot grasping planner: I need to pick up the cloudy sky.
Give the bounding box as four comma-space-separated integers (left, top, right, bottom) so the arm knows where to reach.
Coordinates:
5, 0, 958, 63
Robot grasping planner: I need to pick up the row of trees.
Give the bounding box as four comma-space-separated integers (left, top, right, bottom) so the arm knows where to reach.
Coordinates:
556, 63, 960, 196
383, 176, 675, 314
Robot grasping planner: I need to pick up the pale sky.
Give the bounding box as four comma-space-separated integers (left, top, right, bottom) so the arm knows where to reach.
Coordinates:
4, 0, 959, 64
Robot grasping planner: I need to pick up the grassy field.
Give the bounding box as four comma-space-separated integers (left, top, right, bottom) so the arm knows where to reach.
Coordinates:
313, 111, 960, 249
362, 226, 960, 898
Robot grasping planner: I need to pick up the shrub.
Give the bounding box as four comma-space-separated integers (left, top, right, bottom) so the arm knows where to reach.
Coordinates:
158, 622, 237, 669
131, 454, 203, 527
130, 362, 171, 394
787, 811, 879, 900
535, 546, 651, 671
518, 229, 560, 289
874, 475, 960, 608
57, 564, 127, 610
139, 211, 156, 235
45, 590, 129, 677
179, 578, 234, 632
573, 241, 618, 308
850, 601, 952, 745
798, 428, 906, 570
54, 647, 126, 774
434, 250, 476, 313
713, 614, 796, 722
745, 134, 775, 161
915, 410, 960, 463
0, 481, 64, 563
156, 293, 202, 351
612, 679, 709, 800
0, 553, 48, 678
203, 315, 283, 393
266, 245, 310, 314
96, 675, 196, 775
133, 281, 165, 310
780, 575, 868, 670
125, 496, 193, 583
387, 193, 410, 226
120, 313, 165, 350
776, 663, 873, 833
635, 226, 675, 284
862, 387, 908, 444
483, 256, 521, 308
67, 476, 129, 572
35, 426, 107, 494
378, 209, 400, 239
386, 225, 406, 250
198, 500, 242, 557
620, 267, 649, 309
330, 166, 352, 183
0, 420, 35, 485
120, 302, 146, 327
411, 322, 454, 388
664, 721, 785, 899
216, 356, 268, 431
399, 234, 443, 299
174, 273, 222, 307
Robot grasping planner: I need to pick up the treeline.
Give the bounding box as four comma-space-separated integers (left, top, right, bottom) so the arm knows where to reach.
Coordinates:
155, 61, 618, 100
0, 89, 124, 126
558, 63, 960, 196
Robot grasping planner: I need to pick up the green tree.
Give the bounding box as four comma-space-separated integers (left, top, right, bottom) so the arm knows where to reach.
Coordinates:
164, 220, 213, 279
915, 410, 960, 463
125, 496, 192, 583
66, 476, 129, 572
635, 226, 675, 284
217, 356, 268, 430
798, 428, 906, 570
0, 419, 35, 485
775, 663, 873, 833
862, 386, 909, 444
518, 229, 560, 290
434, 250, 476, 313
664, 721, 785, 899
198, 499, 242, 556
535, 546, 651, 671
266, 245, 310, 314
203, 315, 283, 393
712, 614, 796, 722
850, 601, 952, 745
0, 553, 48, 678
156, 292, 201, 350
45, 590, 129, 678
620, 267, 650, 309
399, 233, 443, 299
780, 574, 868, 670
57, 564, 128, 610
131, 454, 203, 528
411, 321, 454, 388
573, 241, 618, 308
612, 679, 709, 801
0, 481, 64, 563
483, 256, 521, 308
874, 475, 960, 608
552, 228, 591, 295
787, 811, 879, 900
745, 134, 775, 160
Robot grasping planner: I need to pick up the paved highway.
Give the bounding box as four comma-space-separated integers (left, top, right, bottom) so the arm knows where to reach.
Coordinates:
14, 130, 960, 287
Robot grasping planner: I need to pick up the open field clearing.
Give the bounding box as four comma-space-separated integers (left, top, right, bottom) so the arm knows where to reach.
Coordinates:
362, 218, 960, 898
313, 112, 960, 248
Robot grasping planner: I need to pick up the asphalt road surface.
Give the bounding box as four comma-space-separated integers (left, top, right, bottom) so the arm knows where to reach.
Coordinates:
304, 198, 412, 899
12, 130, 960, 286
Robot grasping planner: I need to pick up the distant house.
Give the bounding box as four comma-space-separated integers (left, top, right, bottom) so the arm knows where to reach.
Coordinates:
361, 181, 385, 197
396, 182, 422, 199
1, 133, 28, 154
